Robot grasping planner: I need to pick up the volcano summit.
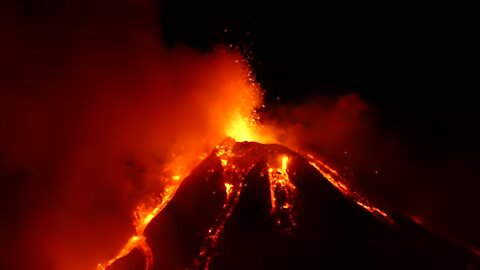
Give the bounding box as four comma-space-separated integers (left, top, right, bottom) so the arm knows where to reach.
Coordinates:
100, 139, 478, 270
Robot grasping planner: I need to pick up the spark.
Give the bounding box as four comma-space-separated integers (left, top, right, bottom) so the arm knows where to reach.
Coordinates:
224, 183, 234, 197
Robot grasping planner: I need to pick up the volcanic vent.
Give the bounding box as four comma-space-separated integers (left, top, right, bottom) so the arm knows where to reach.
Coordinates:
100, 138, 477, 270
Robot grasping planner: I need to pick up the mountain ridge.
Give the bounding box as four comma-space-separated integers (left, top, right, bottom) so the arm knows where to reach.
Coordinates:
106, 140, 478, 270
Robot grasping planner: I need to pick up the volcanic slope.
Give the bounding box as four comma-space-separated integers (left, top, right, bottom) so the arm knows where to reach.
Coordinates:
107, 139, 479, 270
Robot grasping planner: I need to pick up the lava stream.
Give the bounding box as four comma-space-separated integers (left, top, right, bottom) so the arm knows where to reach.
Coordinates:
194, 139, 258, 269
305, 153, 394, 224
267, 155, 297, 233
97, 182, 180, 270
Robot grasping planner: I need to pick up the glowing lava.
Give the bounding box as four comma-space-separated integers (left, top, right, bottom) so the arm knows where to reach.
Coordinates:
194, 139, 257, 269
306, 154, 393, 223
97, 184, 179, 270
267, 155, 297, 232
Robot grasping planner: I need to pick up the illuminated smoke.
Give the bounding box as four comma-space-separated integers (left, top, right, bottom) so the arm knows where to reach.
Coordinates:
0, 1, 262, 270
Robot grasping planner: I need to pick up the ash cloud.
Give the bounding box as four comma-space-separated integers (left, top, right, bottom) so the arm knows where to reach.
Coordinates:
0, 1, 259, 269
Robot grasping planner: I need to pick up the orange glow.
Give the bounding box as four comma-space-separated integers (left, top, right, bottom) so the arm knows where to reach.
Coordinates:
224, 110, 274, 144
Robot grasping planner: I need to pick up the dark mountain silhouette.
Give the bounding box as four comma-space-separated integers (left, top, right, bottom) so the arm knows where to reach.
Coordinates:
107, 141, 479, 270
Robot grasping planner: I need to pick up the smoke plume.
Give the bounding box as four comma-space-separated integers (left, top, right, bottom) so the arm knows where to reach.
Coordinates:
0, 1, 260, 269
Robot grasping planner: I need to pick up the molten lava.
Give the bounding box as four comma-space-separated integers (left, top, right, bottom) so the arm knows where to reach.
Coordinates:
305, 154, 394, 224
267, 155, 297, 232
97, 183, 178, 270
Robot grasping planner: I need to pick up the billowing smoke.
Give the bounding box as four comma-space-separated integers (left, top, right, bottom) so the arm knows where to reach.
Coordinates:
267, 94, 369, 156
0, 1, 260, 269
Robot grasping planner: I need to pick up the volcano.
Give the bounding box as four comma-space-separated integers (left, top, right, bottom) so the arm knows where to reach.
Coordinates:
102, 139, 478, 270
